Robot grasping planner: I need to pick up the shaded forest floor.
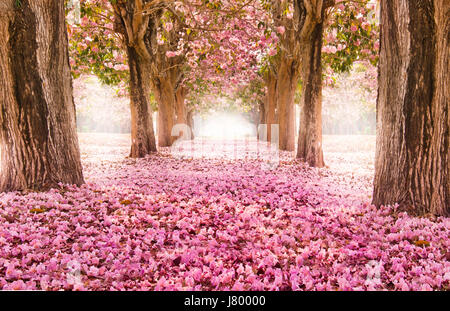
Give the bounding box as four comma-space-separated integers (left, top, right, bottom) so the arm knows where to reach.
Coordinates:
0, 134, 448, 290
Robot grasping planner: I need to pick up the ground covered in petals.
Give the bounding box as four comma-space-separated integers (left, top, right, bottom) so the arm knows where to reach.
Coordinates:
0, 134, 448, 291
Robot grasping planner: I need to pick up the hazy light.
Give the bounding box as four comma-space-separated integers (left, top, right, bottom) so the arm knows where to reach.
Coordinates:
198, 112, 255, 139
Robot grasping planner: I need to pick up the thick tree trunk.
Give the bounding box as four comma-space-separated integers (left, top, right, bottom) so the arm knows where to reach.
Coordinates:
127, 46, 157, 157
297, 21, 325, 168
373, 0, 449, 216
264, 71, 278, 142
155, 80, 176, 147
175, 86, 187, 125
112, 0, 158, 156
174, 86, 191, 140
0, 0, 84, 192
276, 59, 297, 151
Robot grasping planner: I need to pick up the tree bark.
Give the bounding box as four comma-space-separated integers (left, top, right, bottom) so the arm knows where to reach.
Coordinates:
297, 20, 325, 168
264, 71, 278, 142
257, 101, 266, 140
113, 1, 185, 150
276, 58, 297, 151
113, 0, 164, 155
155, 80, 176, 147
373, 0, 449, 216
187, 110, 195, 140
127, 46, 157, 157
175, 86, 187, 125
0, 0, 84, 192
174, 86, 192, 140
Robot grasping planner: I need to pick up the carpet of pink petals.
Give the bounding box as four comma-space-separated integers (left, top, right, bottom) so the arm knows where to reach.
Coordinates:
0, 134, 448, 291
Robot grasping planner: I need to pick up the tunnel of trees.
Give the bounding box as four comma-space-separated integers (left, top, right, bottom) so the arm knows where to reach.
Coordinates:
0, 0, 448, 291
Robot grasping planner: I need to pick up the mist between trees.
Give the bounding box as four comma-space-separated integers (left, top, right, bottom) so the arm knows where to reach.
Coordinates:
74, 66, 376, 136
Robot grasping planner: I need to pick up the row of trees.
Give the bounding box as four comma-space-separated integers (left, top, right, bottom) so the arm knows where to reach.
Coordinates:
69, 0, 265, 155
68, 0, 379, 161
0, 0, 448, 216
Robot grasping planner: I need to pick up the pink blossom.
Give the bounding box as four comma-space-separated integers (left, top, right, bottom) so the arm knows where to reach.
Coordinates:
0, 135, 447, 291
276, 26, 286, 35
166, 51, 177, 58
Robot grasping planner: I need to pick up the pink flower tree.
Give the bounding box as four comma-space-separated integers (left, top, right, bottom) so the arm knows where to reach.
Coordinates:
68, 0, 379, 162
69, 0, 270, 150
257, 0, 379, 167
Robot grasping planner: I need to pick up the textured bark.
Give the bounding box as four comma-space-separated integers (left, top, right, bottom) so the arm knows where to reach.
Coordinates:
297, 19, 325, 168
113, 0, 159, 157
270, 0, 334, 152
0, 0, 84, 192
277, 58, 297, 151
155, 80, 176, 147
113, 2, 186, 149
373, 0, 449, 216
175, 86, 187, 125
173, 86, 192, 141
127, 46, 157, 158
264, 71, 278, 142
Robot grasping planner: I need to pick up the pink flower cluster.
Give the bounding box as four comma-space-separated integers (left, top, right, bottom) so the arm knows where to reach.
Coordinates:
0, 135, 448, 291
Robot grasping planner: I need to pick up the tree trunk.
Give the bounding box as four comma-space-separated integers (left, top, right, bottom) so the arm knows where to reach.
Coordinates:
187, 110, 195, 140
264, 71, 278, 142
155, 80, 176, 147
297, 21, 325, 168
373, 0, 449, 216
174, 86, 191, 140
0, 0, 84, 192
276, 58, 297, 151
257, 101, 266, 140
175, 86, 187, 125
127, 46, 157, 157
